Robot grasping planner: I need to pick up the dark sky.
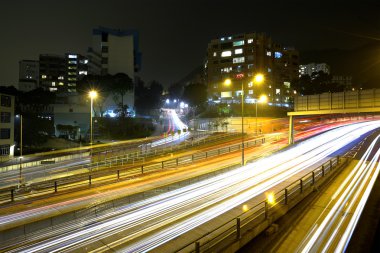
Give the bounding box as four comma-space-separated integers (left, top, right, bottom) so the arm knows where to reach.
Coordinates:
1, 0, 379, 88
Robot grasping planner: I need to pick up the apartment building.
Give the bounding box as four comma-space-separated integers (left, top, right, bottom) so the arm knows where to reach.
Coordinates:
0, 93, 14, 161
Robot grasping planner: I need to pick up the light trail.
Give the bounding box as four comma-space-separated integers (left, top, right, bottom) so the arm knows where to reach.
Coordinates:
300, 133, 380, 253
4, 121, 380, 253
151, 109, 189, 147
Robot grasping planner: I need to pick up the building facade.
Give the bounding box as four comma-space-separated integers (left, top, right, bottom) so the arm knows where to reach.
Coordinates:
39, 54, 66, 92
18, 60, 39, 92
299, 63, 330, 77
65, 53, 88, 93
0, 93, 14, 161
206, 33, 299, 105
87, 26, 142, 114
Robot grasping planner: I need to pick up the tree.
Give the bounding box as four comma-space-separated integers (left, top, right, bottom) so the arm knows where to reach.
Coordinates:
168, 83, 183, 99
109, 73, 134, 117
182, 82, 207, 107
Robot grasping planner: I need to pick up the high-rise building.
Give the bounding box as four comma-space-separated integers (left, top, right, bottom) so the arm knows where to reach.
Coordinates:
87, 26, 142, 113
206, 33, 299, 105
299, 63, 330, 77
65, 53, 88, 93
87, 26, 141, 77
39, 54, 66, 92
18, 60, 39, 92
38, 53, 88, 93
0, 93, 14, 162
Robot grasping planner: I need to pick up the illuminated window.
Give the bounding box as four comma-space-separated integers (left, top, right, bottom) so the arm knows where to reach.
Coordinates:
68, 54, 77, 59
49, 87, 57, 92
68, 78, 77, 81
266, 51, 272, 56
68, 66, 77, 70
233, 40, 244, 47
221, 91, 232, 98
269, 85, 272, 89
249, 90, 253, 94
79, 71, 88, 75
220, 37, 225, 41
248, 64, 253, 69
68, 60, 77, 64
284, 82, 290, 88
276, 89, 280, 95
235, 48, 243, 54
58, 76, 64, 80
58, 82, 64, 86
233, 57, 245, 64
68, 72, 76, 75
275, 52, 282, 58
221, 51, 232, 57
52, 82, 56, 86
268, 68, 272, 73
247, 39, 253, 44
84, 59, 88, 64
221, 67, 232, 73
41, 75, 47, 79
248, 82, 253, 87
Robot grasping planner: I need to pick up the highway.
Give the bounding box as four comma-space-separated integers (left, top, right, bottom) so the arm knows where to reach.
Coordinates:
299, 133, 380, 252
3, 121, 379, 252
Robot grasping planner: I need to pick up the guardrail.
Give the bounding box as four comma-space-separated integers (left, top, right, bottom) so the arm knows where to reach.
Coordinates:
0, 135, 266, 204
0, 152, 90, 173
177, 156, 346, 253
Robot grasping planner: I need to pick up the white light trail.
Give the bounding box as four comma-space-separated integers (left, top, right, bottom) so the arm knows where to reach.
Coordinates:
7, 121, 380, 253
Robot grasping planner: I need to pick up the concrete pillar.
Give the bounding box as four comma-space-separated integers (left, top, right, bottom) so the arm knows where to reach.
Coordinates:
288, 115, 294, 144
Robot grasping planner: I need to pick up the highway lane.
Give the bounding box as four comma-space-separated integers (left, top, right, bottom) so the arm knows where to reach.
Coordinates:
4, 121, 379, 253
299, 134, 380, 253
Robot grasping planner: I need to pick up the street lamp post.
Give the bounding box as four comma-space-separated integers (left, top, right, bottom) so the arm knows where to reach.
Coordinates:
16, 114, 23, 188
89, 90, 98, 145
224, 73, 264, 166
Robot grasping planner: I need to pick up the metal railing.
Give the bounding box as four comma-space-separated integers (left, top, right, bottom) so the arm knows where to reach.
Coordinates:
0, 135, 266, 204
177, 156, 347, 253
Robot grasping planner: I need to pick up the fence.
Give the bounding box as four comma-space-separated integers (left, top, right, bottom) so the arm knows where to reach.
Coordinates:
0, 135, 266, 204
177, 156, 347, 253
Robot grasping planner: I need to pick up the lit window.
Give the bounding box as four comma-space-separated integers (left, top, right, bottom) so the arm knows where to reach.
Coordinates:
247, 64, 253, 69
221, 51, 232, 57
266, 51, 272, 56
220, 37, 225, 41
68, 54, 77, 59
235, 48, 243, 54
284, 82, 290, 88
58, 82, 64, 86
213, 52, 217, 57
248, 82, 253, 87
233, 57, 245, 64
268, 68, 272, 73
276, 89, 280, 95
41, 75, 47, 79
84, 59, 89, 64
269, 85, 272, 88
79, 71, 88, 75
49, 87, 57, 92
249, 90, 253, 94
68, 72, 76, 75
68, 60, 77, 64
68, 66, 77, 70
221, 91, 232, 98
247, 39, 253, 44
233, 40, 244, 47
58, 76, 64, 80
275, 52, 282, 58
52, 82, 56, 86
228, 36, 232, 40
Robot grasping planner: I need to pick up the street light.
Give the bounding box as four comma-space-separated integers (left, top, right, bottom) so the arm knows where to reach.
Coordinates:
89, 90, 98, 144
224, 73, 264, 166
16, 114, 23, 188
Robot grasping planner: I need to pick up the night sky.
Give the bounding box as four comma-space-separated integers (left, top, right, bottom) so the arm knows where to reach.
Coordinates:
1, 0, 379, 88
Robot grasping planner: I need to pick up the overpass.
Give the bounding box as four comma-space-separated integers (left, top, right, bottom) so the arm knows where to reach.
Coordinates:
288, 89, 380, 144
